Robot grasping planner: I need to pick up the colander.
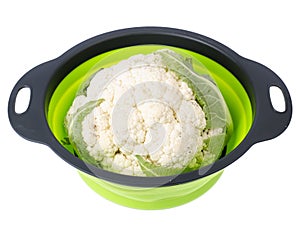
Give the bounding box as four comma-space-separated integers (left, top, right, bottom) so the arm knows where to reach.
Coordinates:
8, 27, 292, 209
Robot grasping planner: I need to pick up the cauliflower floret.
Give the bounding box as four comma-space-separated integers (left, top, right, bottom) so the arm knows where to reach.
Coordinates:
128, 108, 145, 144
138, 102, 175, 125
179, 80, 194, 100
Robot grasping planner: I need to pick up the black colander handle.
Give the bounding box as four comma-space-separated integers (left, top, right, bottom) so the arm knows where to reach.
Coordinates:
242, 59, 292, 143
8, 61, 56, 145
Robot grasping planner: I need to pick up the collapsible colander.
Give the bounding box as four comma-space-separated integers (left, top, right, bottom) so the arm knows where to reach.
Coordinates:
8, 27, 292, 209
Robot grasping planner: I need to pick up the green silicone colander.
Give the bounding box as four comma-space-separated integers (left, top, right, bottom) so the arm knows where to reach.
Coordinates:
8, 27, 292, 210
47, 45, 252, 209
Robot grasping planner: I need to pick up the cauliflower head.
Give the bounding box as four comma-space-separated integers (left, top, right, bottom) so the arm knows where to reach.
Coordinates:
65, 49, 231, 176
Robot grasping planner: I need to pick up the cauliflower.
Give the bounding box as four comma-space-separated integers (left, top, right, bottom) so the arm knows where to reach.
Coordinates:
65, 49, 232, 176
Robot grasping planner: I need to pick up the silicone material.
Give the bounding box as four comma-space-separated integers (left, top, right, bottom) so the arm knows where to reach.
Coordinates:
79, 170, 223, 210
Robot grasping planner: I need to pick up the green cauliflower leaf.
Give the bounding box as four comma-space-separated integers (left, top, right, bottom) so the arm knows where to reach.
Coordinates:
66, 99, 104, 166
136, 155, 185, 176
156, 49, 232, 162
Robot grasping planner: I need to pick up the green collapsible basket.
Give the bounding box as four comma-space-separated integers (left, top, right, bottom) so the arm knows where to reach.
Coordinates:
8, 27, 292, 209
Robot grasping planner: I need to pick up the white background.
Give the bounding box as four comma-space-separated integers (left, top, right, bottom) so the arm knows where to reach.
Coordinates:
1, 0, 299, 232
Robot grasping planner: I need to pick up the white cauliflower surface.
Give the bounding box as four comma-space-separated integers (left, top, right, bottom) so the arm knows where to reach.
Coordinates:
65, 49, 230, 176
